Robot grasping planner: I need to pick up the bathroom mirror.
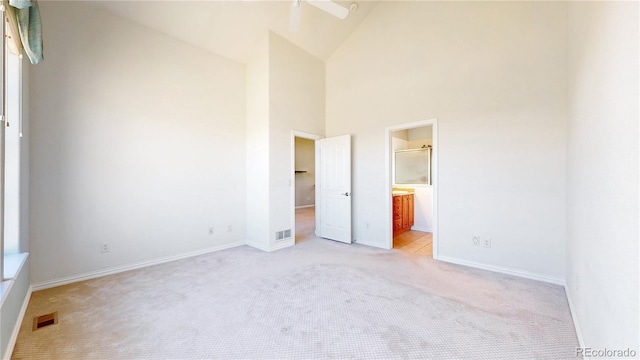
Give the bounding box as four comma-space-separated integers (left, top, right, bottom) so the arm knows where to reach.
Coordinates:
395, 148, 431, 185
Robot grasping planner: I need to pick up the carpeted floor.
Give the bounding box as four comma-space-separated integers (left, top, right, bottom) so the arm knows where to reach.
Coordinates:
12, 209, 578, 359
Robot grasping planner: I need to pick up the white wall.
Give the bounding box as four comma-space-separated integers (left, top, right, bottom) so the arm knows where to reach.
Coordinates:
267, 32, 325, 249
327, 2, 567, 281
245, 32, 325, 251
566, 1, 639, 351
30, 2, 247, 284
294, 137, 315, 207
408, 127, 431, 142
410, 187, 433, 233
391, 131, 408, 176
407, 127, 432, 149
245, 32, 271, 250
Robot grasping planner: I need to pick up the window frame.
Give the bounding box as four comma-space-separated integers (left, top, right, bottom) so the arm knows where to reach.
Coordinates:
1, 3, 26, 282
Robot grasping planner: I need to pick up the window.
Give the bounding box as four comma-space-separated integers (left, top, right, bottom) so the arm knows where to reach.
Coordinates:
4, 51, 21, 256
1, 6, 25, 282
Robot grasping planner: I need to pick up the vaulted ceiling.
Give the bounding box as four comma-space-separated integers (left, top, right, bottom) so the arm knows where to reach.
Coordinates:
88, 0, 380, 63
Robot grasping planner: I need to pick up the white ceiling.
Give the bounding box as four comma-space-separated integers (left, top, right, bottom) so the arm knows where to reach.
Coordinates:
88, 0, 379, 63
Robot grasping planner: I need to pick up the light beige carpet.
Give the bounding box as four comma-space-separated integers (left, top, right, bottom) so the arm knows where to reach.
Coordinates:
12, 217, 578, 359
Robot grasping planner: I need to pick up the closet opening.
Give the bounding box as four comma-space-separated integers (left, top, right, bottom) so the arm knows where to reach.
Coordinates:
291, 131, 322, 244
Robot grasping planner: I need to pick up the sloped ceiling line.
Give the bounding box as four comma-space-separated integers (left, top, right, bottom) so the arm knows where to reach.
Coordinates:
88, 0, 379, 64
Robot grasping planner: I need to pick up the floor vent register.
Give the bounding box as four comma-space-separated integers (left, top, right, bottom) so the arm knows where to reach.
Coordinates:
32, 312, 58, 331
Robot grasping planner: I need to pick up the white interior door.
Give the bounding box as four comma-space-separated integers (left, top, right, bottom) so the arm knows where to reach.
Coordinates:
317, 135, 351, 243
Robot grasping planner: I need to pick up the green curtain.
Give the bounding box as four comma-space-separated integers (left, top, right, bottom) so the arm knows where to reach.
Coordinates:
9, 0, 43, 64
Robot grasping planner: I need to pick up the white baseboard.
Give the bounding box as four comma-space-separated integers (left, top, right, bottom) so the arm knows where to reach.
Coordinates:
31, 242, 244, 291
353, 239, 387, 249
295, 204, 315, 209
3, 285, 32, 360
410, 226, 432, 232
435, 255, 565, 285
564, 284, 585, 349
270, 241, 294, 251
246, 240, 269, 252
246, 240, 294, 252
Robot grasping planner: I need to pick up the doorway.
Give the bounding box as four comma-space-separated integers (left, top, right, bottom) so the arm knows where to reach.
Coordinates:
385, 119, 438, 258
291, 131, 322, 244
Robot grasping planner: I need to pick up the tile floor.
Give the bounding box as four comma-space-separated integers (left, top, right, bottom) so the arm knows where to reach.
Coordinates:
296, 206, 432, 257
394, 230, 433, 257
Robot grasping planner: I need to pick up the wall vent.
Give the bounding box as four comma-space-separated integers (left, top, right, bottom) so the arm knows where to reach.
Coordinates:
33, 312, 58, 331
275, 229, 292, 241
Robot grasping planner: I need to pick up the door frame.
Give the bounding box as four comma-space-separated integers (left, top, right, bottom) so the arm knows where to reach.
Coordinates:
291, 130, 323, 243
384, 119, 438, 257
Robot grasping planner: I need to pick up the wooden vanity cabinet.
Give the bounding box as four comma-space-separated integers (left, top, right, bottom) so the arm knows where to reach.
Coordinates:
393, 194, 414, 237
393, 196, 402, 233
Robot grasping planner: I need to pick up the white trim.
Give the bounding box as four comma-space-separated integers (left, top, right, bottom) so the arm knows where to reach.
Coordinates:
31, 242, 244, 291
353, 239, 385, 248
385, 119, 438, 254
18, 51, 22, 138
3, 285, 32, 360
295, 204, 315, 209
564, 284, 585, 349
314, 138, 321, 238
3, 252, 27, 279
270, 240, 294, 251
246, 240, 270, 252
0, 253, 28, 306
0, 5, 5, 283
410, 226, 432, 233
0, 280, 11, 305
291, 130, 323, 246
435, 255, 565, 285
246, 239, 294, 252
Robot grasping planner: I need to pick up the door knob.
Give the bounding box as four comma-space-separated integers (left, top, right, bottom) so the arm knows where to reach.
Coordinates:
342, 192, 350, 196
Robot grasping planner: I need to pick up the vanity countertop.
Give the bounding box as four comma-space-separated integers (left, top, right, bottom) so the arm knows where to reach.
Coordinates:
392, 189, 414, 196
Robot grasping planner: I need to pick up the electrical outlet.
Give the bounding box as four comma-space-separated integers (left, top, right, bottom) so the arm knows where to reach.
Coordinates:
472, 236, 480, 246
100, 243, 110, 253
483, 238, 492, 248
226, 224, 232, 232
366, 222, 370, 229
209, 227, 214, 235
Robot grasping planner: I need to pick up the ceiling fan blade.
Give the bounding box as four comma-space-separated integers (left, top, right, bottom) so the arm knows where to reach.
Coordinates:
289, 3, 302, 32
307, 0, 349, 20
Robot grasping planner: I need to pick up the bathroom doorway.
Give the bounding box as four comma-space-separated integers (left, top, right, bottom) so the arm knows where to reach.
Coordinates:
291, 131, 322, 244
385, 119, 438, 258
